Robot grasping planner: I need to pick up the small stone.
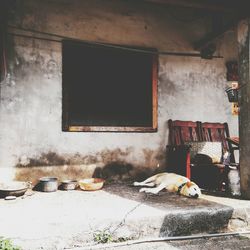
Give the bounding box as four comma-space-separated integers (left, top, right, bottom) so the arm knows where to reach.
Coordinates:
5, 196, 16, 200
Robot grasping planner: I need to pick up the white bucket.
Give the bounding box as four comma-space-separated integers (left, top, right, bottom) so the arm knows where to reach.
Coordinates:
228, 165, 241, 196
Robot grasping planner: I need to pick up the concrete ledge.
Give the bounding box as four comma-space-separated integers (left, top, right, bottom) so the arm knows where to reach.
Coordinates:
202, 194, 250, 231
104, 184, 233, 237
0, 183, 247, 250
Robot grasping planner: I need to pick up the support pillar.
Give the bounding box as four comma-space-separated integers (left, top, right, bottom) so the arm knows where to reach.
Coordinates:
237, 19, 250, 199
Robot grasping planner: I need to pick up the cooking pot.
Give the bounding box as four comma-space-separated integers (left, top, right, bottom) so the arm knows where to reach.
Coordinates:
39, 177, 58, 192
0, 181, 30, 198
60, 180, 78, 190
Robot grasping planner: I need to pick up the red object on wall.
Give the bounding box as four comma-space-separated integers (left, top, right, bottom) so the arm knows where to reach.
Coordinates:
226, 61, 238, 81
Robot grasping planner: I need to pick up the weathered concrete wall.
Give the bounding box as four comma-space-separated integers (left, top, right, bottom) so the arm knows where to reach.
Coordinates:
0, 0, 238, 181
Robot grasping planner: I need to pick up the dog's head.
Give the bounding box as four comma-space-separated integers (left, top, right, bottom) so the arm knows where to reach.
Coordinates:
181, 181, 201, 198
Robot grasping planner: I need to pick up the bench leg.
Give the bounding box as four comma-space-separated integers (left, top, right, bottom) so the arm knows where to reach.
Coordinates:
186, 152, 191, 180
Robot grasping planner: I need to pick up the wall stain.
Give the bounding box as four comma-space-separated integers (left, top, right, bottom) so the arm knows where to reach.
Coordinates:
16, 151, 69, 167
16, 148, 134, 168
159, 76, 177, 97
15, 147, 165, 183
15, 164, 98, 184
142, 148, 165, 168
46, 59, 59, 79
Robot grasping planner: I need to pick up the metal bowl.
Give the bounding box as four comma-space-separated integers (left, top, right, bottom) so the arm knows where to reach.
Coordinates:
60, 180, 78, 191
79, 178, 104, 191
0, 181, 29, 198
39, 177, 58, 192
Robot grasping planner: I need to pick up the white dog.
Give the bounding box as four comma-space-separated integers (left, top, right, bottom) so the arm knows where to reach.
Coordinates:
133, 172, 201, 198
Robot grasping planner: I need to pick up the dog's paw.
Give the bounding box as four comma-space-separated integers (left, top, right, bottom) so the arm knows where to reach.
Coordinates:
139, 188, 146, 192
146, 190, 159, 195
133, 181, 141, 186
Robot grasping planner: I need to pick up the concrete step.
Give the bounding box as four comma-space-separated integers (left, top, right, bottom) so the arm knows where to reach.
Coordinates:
0, 183, 249, 250
103, 184, 233, 238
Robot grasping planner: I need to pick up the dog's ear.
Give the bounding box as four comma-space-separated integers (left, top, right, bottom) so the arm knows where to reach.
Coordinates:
186, 181, 192, 188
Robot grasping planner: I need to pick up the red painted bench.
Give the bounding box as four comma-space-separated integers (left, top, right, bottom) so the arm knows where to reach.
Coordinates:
167, 119, 237, 190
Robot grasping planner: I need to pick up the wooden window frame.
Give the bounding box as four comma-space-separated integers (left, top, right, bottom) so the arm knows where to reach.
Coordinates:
62, 41, 158, 132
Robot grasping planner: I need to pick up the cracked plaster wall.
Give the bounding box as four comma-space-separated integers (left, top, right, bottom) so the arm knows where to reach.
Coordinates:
0, 0, 238, 180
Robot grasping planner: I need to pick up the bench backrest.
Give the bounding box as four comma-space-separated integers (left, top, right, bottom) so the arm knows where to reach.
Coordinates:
168, 119, 235, 162
168, 119, 202, 145
200, 122, 230, 152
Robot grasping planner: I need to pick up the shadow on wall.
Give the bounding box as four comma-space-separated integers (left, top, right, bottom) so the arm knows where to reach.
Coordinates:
92, 161, 166, 183
92, 161, 134, 182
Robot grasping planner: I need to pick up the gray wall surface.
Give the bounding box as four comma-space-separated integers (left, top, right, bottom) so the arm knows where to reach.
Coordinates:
0, 0, 238, 181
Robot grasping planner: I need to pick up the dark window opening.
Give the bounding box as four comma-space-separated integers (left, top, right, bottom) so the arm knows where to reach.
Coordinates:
62, 40, 158, 132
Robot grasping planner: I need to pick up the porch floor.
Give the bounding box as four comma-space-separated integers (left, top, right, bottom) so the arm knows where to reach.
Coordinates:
0, 183, 249, 250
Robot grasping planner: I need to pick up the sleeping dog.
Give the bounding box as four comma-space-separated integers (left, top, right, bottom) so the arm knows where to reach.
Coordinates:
133, 172, 201, 198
